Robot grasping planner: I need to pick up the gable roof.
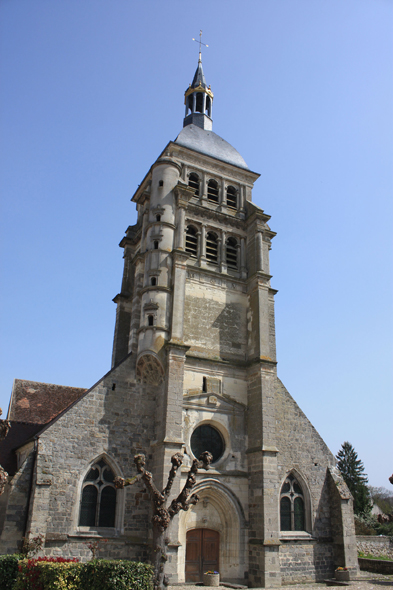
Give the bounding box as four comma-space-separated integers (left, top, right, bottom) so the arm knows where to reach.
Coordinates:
8, 379, 87, 425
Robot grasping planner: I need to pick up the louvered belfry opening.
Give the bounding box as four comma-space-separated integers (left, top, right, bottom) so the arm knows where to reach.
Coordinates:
185, 225, 198, 257
79, 459, 117, 528
207, 179, 219, 203
206, 232, 218, 263
226, 237, 238, 269
188, 173, 200, 197
226, 186, 237, 209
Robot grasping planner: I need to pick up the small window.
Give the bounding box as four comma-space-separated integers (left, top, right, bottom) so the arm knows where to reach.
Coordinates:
207, 180, 219, 203
148, 315, 154, 326
150, 277, 157, 286
226, 237, 238, 269
191, 424, 224, 463
280, 474, 305, 532
206, 232, 218, 263
153, 241, 159, 250
79, 459, 117, 528
159, 180, 163, 187
188, 173, 200, 197
226, 186, 237, 209
185, 225, 198, 257
156, 214, 161, 222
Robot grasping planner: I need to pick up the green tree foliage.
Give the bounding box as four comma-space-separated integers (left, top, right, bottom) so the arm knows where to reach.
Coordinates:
336, 441, 372, 515
369, 486, 393, 515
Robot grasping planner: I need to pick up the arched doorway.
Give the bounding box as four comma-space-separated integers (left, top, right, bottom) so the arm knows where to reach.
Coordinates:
185, 529, 219, 583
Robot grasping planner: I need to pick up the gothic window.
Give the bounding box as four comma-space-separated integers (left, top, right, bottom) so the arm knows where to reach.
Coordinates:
191, 424, 224, 463
185, 225, 198, 257
156, 214, 161, 222
150, 277, 157, 286
188, 173, 200, 197
226, 237, 238, 269
153, 241, 159, 250
280, 474, 305, 532
148, 314, 154, 326
79, 459, 117, 528
206, 232, 218, 263
226, 186, 237, 209
207, 180, 219, 203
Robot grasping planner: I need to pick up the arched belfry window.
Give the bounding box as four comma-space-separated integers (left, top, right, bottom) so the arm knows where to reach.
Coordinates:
206, 232, 218, 263
188, 173, 200, 197
79, 458, 117, 528
196, 93, 203, 113
185, 225, 198, 257
280, 473, 305, 532
207, 180, 219, 203
226, 186, 237, 209
226, 237, 238, 269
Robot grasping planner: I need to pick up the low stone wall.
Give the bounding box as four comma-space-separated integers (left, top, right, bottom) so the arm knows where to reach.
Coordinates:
358, 557, 393, 575
357, 536, 393, 560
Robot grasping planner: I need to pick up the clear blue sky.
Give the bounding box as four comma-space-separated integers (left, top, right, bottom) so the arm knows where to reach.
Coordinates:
1, 1, 392, 488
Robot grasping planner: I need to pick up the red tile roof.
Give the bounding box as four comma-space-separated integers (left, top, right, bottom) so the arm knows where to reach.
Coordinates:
8, 380, 87, 424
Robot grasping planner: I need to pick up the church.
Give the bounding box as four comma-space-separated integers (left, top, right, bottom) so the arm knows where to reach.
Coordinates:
0, 53, 358, 587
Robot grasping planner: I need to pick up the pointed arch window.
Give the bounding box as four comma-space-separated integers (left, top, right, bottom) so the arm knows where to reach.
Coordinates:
207, 180, 219, 203
226, 237, 238, 269
226, 186, 238, 209
185, 225, 198, 257
188, 173, 200, 197
206, 232, 218, 264
280, 473, 305, 532
79, 459, 117, 528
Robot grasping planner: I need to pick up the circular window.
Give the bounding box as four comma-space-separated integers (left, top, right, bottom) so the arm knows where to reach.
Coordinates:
190, 424, 225, 463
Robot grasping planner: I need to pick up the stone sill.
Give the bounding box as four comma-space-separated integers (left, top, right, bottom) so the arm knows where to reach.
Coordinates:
279, 532, 316, 542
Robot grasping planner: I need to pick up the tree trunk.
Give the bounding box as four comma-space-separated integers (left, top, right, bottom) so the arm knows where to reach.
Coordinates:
152, 524, 167, 590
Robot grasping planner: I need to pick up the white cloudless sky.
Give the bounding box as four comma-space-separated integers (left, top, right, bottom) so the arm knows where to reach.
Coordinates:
1, 0, 392, 487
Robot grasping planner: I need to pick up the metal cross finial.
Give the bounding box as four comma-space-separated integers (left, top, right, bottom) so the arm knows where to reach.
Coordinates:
192, 30, 209, 62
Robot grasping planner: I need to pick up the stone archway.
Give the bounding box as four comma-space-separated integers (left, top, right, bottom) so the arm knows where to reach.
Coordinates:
177, 479, 246, 584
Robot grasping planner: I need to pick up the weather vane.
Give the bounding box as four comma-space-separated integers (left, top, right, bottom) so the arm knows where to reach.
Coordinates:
192, 30, 209, 61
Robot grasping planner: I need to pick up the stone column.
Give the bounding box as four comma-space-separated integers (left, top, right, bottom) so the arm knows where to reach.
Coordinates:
220, 179, 226, 208
199, 224, 207, 267
220, 231, 226, 273
247, 362, 281, 588
202, 92, 206, 114
192, 92, 196, 113
200, 172, 207, 202
175, 206, 186, 250
240, 238, 247, 278
170, 251, 188, 342
256, 231, 264, 271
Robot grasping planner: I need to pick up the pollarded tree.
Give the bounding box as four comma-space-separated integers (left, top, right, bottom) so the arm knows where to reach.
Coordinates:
336, 441, 372, 515
114, 450, 212, 590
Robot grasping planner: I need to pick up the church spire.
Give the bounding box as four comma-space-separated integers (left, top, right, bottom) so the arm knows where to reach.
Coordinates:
183, 32, 213, 131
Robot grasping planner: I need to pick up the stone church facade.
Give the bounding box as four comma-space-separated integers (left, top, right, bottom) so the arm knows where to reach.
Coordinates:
0, 56, 358, 586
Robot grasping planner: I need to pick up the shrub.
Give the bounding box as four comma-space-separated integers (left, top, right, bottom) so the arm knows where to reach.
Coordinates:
78, 559, 153, 590
0, 554, 21, 590
14, 557, 80, 590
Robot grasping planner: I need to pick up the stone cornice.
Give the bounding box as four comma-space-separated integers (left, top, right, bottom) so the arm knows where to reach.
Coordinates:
186, 201, 246, 232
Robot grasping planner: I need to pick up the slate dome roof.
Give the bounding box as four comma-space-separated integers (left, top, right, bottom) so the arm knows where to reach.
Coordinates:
174, 124, 249, 170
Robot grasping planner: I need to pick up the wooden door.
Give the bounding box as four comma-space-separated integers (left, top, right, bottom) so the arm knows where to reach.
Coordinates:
185, 528, 219, 583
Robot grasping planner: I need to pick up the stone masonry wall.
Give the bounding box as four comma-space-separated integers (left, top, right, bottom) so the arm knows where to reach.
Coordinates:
357, 536, 393, 559
23, 353, 159, 561
279, 541, 334, 583
275, 378, 335, 539
183, 277, 247, 361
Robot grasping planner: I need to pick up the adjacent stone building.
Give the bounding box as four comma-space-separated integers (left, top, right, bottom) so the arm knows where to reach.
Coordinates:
0, 54, 358, 586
